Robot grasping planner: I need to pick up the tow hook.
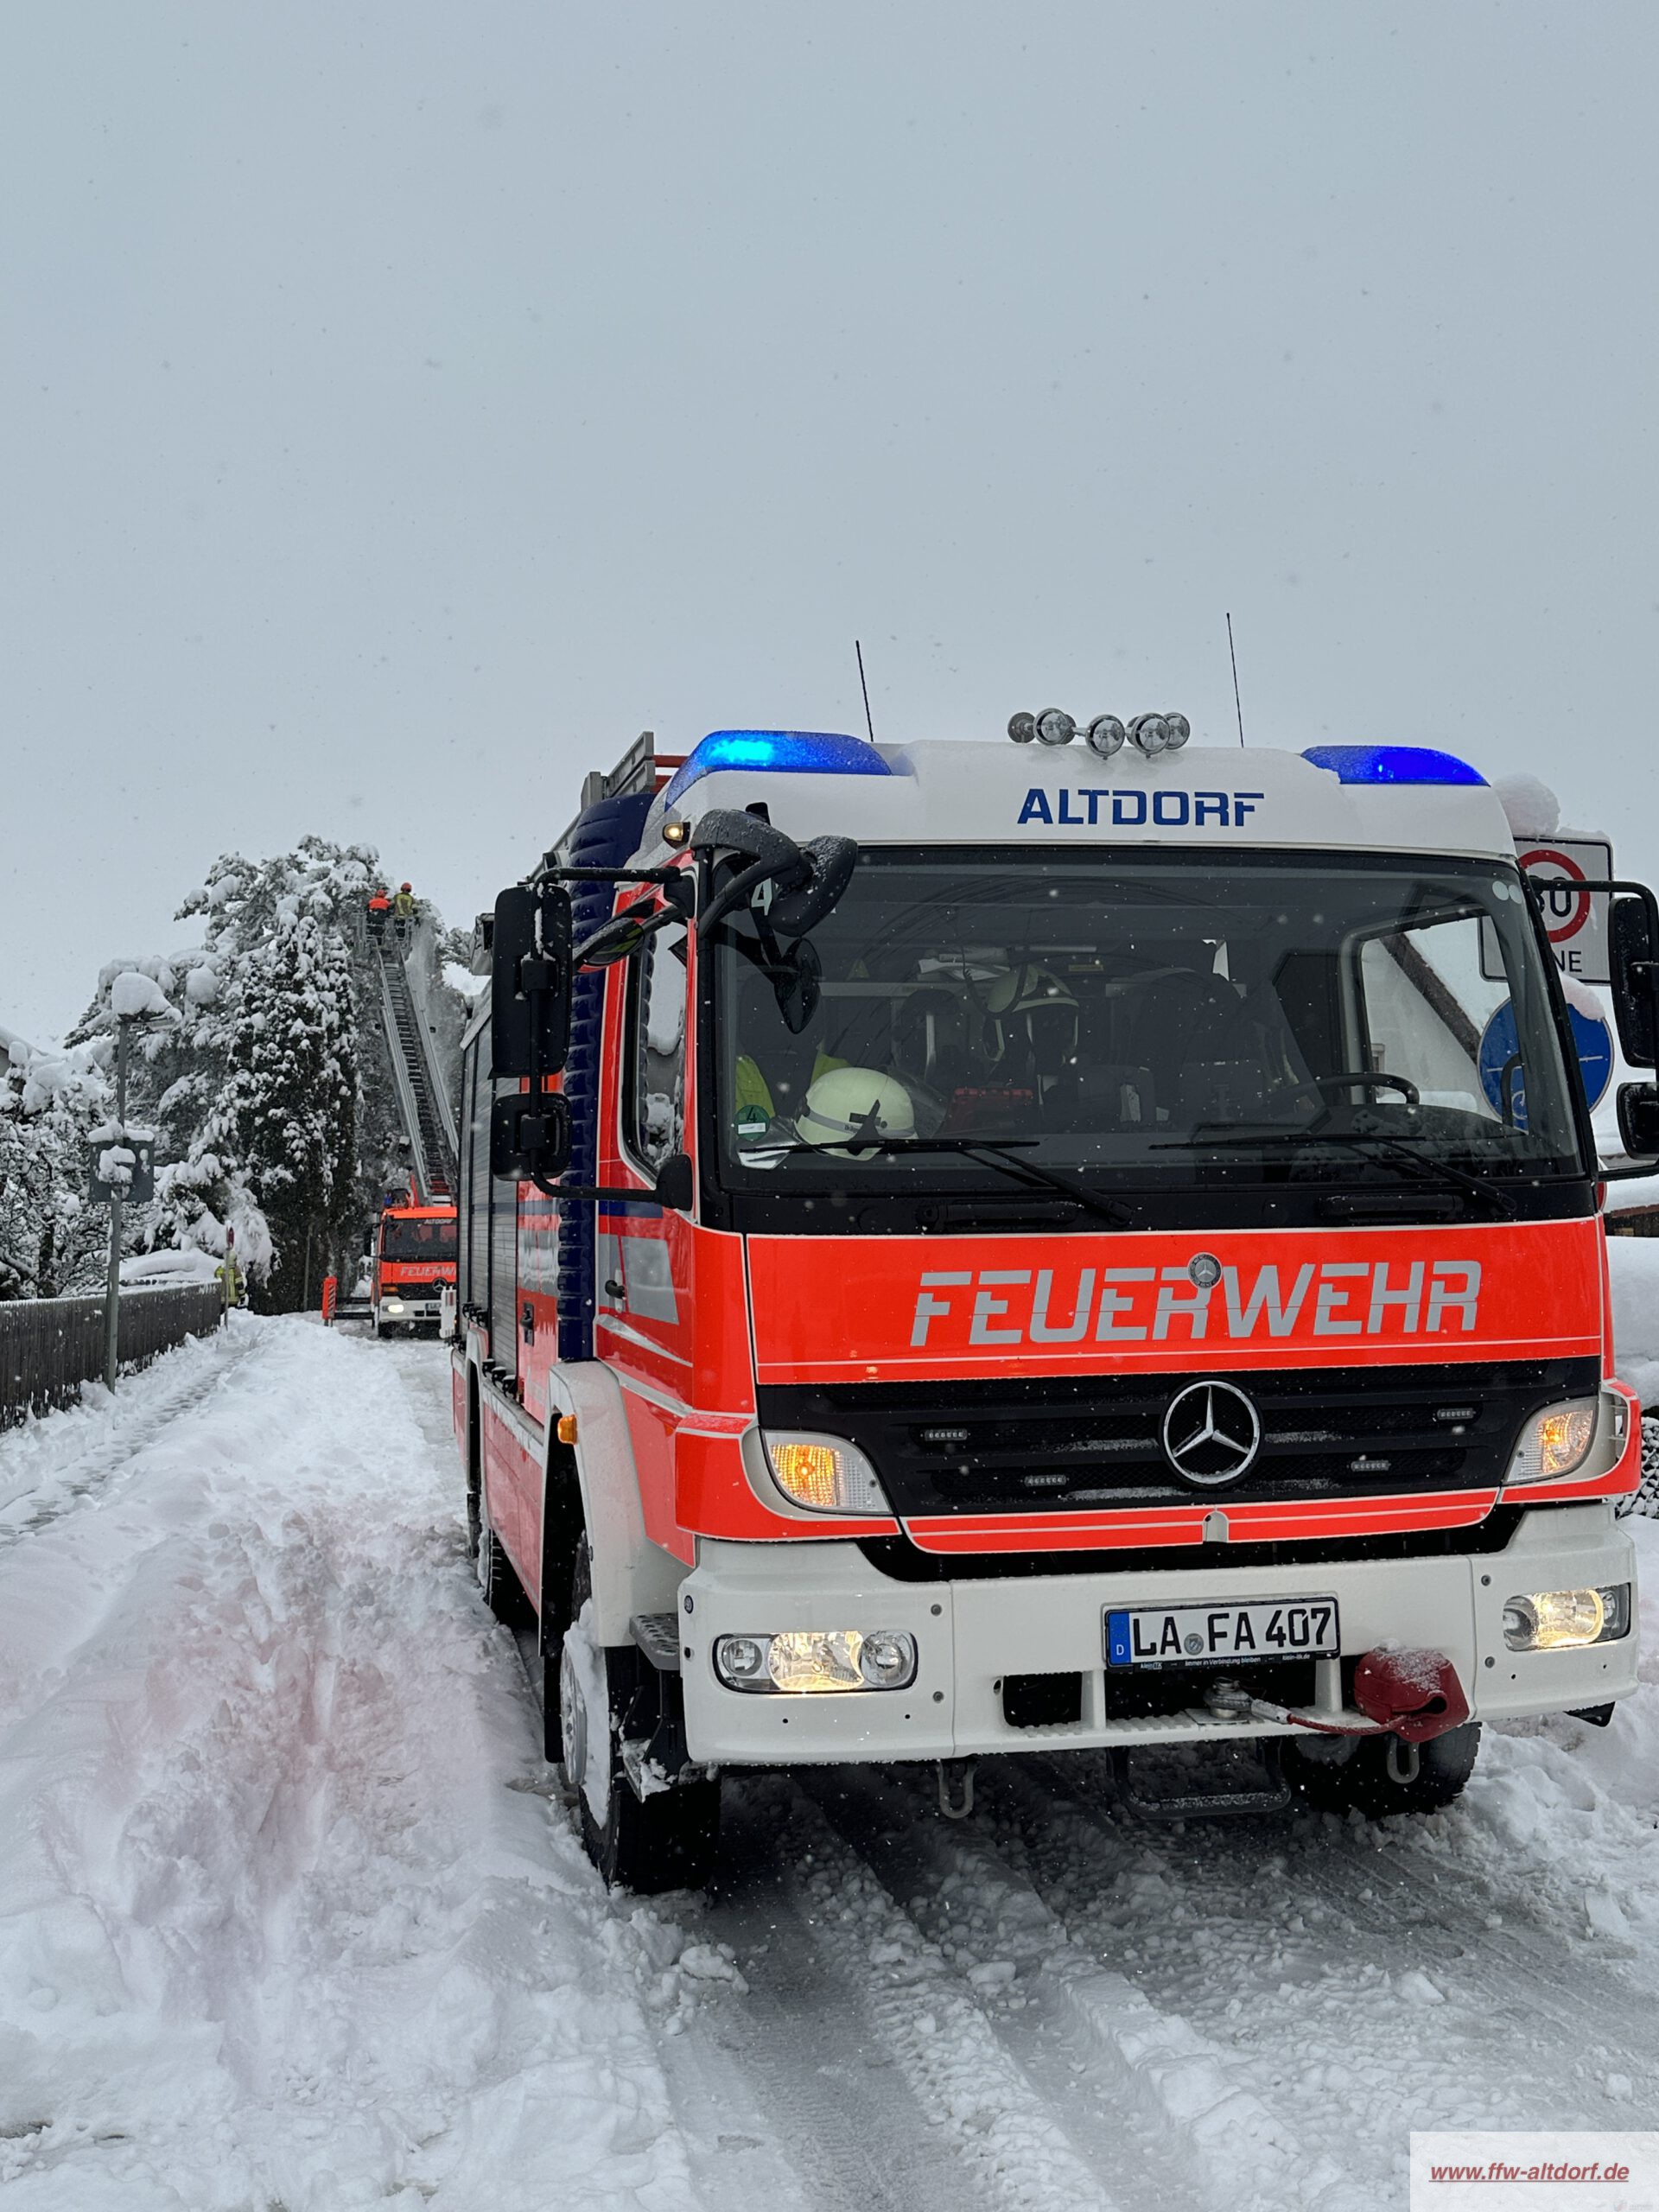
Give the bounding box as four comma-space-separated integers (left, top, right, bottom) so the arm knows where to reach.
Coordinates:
1385, 1737, 1421, 1786
937, 1758, 976, 1821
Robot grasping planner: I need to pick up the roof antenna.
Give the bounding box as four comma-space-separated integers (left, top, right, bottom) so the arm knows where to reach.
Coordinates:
855, 639, 877, 745
1226, 612, 1246, 747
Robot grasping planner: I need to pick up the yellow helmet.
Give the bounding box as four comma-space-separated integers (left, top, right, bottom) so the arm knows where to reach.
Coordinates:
794, 1066, 916, 1158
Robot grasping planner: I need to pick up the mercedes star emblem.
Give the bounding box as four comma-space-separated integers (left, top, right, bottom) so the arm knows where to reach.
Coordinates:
1161, 1380, 1262, 1488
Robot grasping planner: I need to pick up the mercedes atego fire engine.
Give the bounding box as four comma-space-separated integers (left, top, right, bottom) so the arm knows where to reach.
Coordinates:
449, 717, 1659, 1891
372, 1198, 456, 1337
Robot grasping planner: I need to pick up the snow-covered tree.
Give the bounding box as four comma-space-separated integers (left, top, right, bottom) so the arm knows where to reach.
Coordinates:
0, 1028, 114, 1298
29, 833, 466, 1312
220, 911, 359, 1310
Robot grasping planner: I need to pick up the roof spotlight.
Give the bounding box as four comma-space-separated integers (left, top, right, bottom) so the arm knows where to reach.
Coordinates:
1007, 711, 1038, 745
1128, 713, 1171, 757
1084, 714, 1126, 759
1035, 708, 1077, 747
1165, 712, 1192, 750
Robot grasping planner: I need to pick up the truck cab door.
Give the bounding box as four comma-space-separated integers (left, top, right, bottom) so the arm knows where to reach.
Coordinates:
596, 906, 696, 1547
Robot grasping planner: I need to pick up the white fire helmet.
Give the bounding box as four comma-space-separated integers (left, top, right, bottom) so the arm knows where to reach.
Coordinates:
794, 1066, 917, 1158
983, 963, 1079, 1075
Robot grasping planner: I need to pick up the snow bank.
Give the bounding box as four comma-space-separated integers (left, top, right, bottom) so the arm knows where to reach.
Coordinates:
118, 1246, 220, 1287
1608, 1234, 1659, 1405
1494, 773, 1560, 839
0, 1324, 709, 2211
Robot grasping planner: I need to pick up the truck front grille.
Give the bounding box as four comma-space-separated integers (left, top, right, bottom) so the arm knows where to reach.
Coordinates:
758, 1358, 1598, 1517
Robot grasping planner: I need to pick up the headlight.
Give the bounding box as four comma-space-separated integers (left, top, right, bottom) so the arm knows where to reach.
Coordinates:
384, 1300, 405, 1313
763, 1432, 889, 1514
1505, 1399, 1598, 1484
1503, 1583, 1630, 1652
714, 1629, 918, 1694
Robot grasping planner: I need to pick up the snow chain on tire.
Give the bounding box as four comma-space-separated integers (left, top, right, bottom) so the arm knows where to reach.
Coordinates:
1619, 1413, 1659, 1519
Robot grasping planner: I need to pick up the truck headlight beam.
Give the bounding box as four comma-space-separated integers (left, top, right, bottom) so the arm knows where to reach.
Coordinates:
1502, 1583, 1630, 1652
714, 1630, 919, 1694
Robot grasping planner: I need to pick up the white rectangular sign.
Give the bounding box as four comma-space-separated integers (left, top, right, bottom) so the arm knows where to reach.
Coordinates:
1482, 835, 1612, 984
1413, 2131, 1659, 2209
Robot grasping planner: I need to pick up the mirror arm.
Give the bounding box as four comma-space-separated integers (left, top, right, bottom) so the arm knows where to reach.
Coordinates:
573, 902, 687, 969
528, 1173, 689, 1206
534, 863, 683, 887
696, 855, 779, 941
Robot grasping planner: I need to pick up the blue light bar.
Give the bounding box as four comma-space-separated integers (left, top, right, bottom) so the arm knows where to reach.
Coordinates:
1302, 744, 1486, 787
661, 728, 892, 809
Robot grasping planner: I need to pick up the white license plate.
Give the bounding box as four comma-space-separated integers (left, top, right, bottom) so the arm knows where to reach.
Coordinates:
1104, 1597, 1340, 1669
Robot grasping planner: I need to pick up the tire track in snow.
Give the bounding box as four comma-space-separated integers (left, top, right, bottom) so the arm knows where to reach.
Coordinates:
764, 1778, 1123, 2212
662, 1779, 984, 2212
512, 1618, 948, 2212
995, 1748, 1657, 2183
805, 1764, 1348, 2212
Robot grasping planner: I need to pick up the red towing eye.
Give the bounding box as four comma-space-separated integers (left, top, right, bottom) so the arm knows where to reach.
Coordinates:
1351, 1646, 1471, 1745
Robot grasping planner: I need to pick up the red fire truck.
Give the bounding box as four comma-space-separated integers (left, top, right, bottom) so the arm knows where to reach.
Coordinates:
372, 1200, 457, 1336
451, 722, 1656, 1891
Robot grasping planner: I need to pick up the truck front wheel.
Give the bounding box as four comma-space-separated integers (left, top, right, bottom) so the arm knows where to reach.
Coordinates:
559, 1542, 720, 1893
1284, 1721, 1481, 1819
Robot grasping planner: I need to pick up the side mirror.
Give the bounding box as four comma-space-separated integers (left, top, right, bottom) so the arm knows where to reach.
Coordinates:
767, 836, 858, 938
1611, 895, 1658, 1067
770, 938, 822, 1033
491, 1091, 572, 1180
653, 1151, 695, 1211
491, 884, 572, 1078
1617, 1082, 1659, 1160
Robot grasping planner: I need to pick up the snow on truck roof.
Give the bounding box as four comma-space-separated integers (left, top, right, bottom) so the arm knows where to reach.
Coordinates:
639, 728, 1513, 863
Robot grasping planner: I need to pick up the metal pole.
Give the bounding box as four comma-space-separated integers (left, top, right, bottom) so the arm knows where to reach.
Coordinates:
103, 1018, 129, 1391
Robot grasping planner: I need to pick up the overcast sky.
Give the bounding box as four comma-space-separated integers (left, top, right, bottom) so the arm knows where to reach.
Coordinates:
4, 3, 1656, 1041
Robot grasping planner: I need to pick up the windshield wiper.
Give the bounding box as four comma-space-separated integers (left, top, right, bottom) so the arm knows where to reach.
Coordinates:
741, 1134, 1133, 1226
1151, 1127, 1516, 1217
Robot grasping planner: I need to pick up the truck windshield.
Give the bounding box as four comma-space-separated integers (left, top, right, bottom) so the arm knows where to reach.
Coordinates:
711, 846, 1586, 1205
379, 1218, 457, 1260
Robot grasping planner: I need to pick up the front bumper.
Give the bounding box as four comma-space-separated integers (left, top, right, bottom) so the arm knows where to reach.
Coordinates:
378, 1298, 442, 1325
679, 1503, 1637, 1766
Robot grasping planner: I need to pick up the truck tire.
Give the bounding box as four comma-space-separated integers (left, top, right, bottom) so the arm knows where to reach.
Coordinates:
1284, 1721, 1481, 1819
475, 1486, 534, 1627
559, 1542, 720, 1894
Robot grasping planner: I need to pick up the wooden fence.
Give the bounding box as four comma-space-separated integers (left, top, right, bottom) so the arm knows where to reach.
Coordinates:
0, 1284, 225, 1427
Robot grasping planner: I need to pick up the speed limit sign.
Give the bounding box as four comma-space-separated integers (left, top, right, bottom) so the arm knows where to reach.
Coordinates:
1481, 836, 1612, 982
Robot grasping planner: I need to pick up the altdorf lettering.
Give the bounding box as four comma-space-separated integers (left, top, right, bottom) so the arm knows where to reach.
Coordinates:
910, 1260, 1481, 1348
1017, 787, 1265, 828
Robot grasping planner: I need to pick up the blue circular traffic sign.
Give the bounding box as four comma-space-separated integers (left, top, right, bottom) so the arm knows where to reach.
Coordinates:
1478, 999, 1612, 1129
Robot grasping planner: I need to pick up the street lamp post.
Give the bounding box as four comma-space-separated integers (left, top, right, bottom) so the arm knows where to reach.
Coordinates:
88, 1007, 157, 1395
101, 1016, 130, 1391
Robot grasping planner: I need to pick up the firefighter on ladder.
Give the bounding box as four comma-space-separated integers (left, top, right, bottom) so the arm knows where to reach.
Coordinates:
393, 881, 416, 944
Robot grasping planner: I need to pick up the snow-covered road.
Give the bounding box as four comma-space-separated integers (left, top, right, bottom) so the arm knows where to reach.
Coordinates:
1, 1316, 1656, 2211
